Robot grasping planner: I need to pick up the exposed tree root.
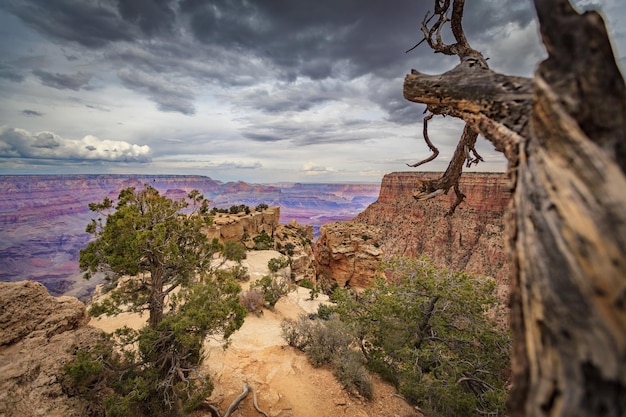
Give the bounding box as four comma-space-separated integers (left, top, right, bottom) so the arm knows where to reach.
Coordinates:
208, 384, 269, 417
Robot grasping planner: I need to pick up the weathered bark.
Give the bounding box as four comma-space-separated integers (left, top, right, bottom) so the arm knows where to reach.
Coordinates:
403, 0, 626, 415
149, 266, 165, 329
510, 3, 626, 416
404, 65, 532, 161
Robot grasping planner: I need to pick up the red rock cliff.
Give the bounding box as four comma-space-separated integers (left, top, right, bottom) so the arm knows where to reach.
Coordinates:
354, 172, 510, 290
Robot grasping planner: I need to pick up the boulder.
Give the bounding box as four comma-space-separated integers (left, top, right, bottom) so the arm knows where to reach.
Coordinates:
314, 221, 383, 289
0, 281, 104, 417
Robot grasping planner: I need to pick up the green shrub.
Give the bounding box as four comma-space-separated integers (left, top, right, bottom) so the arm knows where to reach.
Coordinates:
227, 204, 250, 214
255, 203, 269, 212
251, 274, 291, 308
304, 319, 352, 367
281, 242, 296, 256
332, 256, 511, 416
231, 263, 249, 281
63, 348, 105, 395
281, 315, 316, 350
298, 278, 315, 289
281, 315, 373, 399
253, 230, 274, 250
333, 350, 373, 400
214, 264, 249, 282
268, 256, 290, 273
222, 240, 247, 262
316, 303, 336, 320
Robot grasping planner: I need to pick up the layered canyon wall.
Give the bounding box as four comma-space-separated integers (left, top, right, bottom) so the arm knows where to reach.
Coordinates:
316, 172, 510, 295
355, 172, 509, 283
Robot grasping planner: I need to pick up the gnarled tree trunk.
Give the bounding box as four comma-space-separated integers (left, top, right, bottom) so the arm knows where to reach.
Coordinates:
402, 0, 626, 415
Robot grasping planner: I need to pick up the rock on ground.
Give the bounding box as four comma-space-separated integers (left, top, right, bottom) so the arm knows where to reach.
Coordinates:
0, 281, 104, 417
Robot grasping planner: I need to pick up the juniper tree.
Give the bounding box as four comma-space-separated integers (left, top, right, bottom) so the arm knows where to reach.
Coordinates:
77, 185, 246, 416
80, 186, 218, 328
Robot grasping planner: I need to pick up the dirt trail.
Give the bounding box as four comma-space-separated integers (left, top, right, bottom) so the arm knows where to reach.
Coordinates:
91, 251, 420, 417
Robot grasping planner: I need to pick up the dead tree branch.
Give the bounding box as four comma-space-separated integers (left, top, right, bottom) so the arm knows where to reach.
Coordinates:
403, 0, 626, 415
405, 0, 497, 212
407, 112, 439, 168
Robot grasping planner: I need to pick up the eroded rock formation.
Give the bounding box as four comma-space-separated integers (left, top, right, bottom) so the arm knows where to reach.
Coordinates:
0, 281, 103, 417
274, 220, 316, 282
206, 206, 281, 243
355, 172, 509, 290
205, 209, 316, 283
314, 221, 383, 289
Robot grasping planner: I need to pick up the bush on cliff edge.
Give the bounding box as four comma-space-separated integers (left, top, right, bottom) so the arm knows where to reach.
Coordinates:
323, 256, 510, 417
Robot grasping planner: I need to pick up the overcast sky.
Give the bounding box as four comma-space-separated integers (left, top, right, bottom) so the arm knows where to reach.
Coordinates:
0, 0, 624, 183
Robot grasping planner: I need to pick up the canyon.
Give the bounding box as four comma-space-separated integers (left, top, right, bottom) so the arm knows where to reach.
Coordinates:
0, 175, 379, 299
314, 172, 509, 303
355, 172, 509, 284
0, 171, 510, 417
0, 172, 510, 299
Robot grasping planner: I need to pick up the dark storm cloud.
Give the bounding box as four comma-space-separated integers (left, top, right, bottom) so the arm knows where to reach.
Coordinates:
179, 0, 426, 80
0, 62, 26, 82
1, 0, 544, 119
369, 79, 426, 125
207, 161, 262, 170
22, 109, 43, 117
116, 0, 176, 36
117, 68, 196, 115
229, 80, 352, 114
241, 132, 282, 143
32, 70, 92, 91
241, 117, 379, 146
463, 0, 536, 39
3, 0, 135, 48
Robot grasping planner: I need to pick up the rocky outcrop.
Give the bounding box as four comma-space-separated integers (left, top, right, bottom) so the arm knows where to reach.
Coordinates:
0, 281, 89, 347
354, 171, 510, 296
274, 220, 316, 282
205, 206, 281, 243
314, 221, 383, 289
205, 209, 316, 283
0, 281, 104, 417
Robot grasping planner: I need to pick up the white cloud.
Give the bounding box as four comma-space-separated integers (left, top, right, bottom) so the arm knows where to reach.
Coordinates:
206, 160, 263, 170
302, 161, 336, 176
0, 126, 151, 162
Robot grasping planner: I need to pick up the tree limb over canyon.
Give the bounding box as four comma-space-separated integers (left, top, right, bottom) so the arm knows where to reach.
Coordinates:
403, 0, 626, 416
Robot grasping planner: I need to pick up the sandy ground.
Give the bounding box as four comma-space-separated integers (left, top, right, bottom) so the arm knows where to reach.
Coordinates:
90, 251, 420, 417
